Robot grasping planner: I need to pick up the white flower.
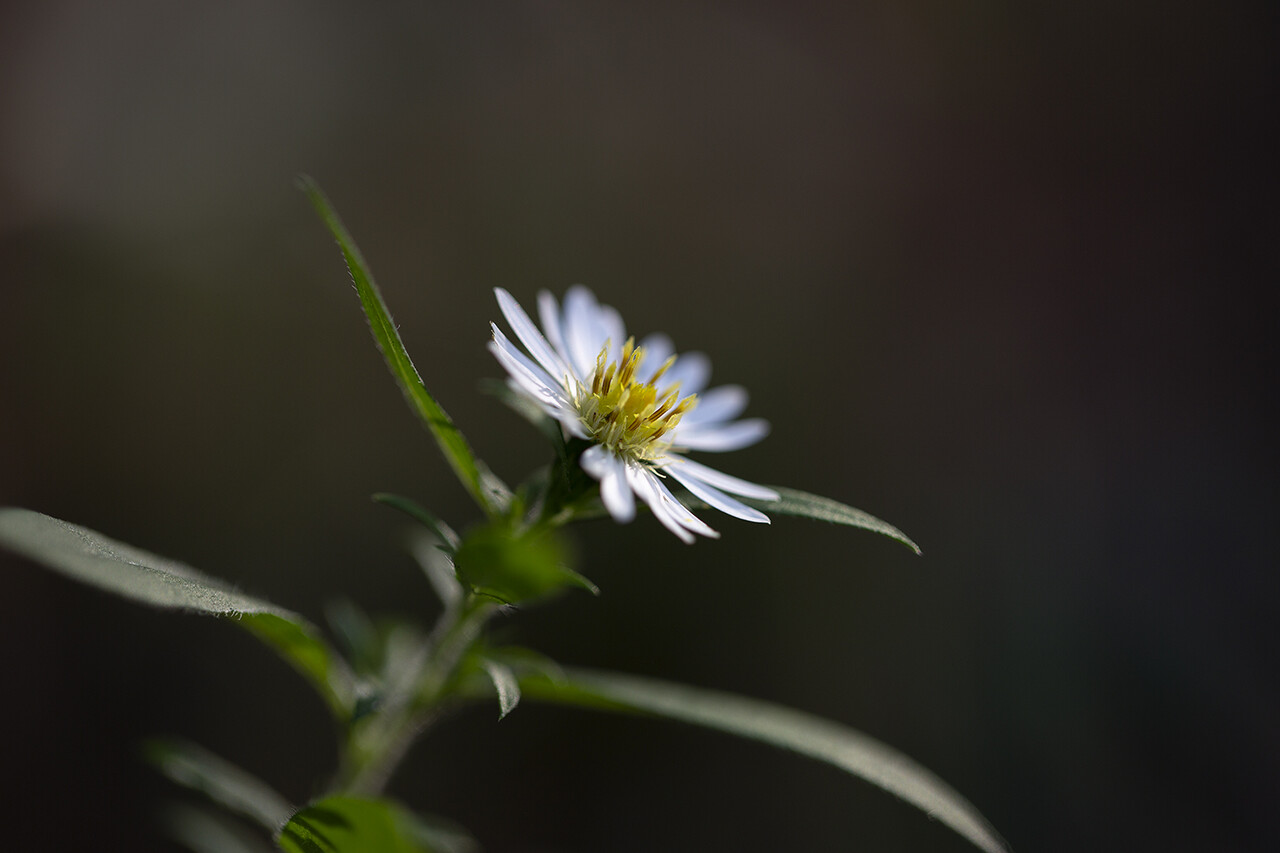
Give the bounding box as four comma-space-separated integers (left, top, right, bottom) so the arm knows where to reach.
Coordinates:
489, 286, 778, 542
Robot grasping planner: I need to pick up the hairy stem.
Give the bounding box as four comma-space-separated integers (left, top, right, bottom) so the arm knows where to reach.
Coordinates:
338, 594, 497, 795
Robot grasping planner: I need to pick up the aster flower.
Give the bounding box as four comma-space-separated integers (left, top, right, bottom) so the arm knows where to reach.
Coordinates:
488, 286, 778, 542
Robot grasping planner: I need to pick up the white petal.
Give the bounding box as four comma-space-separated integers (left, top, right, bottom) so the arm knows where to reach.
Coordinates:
490, 350, 565, 417
557, 414, 590, 439
662, 461, 770, 524
623, 464, 694, 543
489, 325, 574, 412
505, 378, 589, 438
495, 288, 574, 385
673, 418, 770, 452
658, 456, 779, 500
596, 304, 626, 359
648, 469, 721, 539
680, 384, 749, 426
661, 351, 711, 396
580, 446, 635, 522
563, 286, 608, 378
638, 333, 675, 380
537, 290, 573, 370
626, 463, 719, 542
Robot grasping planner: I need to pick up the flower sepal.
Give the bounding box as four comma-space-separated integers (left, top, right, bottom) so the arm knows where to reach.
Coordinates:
536, 436, 606, 519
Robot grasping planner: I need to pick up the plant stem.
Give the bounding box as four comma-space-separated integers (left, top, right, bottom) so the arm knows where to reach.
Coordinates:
338, 594, 497, 796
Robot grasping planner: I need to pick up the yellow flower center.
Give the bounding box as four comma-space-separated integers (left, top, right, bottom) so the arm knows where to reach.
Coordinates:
576, 338, 698, 460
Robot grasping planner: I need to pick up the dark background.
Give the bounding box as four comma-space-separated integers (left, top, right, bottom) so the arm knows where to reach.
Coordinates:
2, 2, 1275, 851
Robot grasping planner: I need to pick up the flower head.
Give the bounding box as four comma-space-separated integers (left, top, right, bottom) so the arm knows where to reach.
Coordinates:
489, 286, 778, 542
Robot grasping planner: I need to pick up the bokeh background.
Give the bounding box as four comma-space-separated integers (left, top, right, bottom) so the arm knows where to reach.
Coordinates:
2, 2, 1275, 851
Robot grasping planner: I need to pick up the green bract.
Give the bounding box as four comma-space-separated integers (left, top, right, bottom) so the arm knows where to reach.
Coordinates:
452, 522, 595, 605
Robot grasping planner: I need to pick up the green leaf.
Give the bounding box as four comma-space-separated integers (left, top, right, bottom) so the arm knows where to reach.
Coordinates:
481, 644, 567, 684
408, 531, 464, 609
0, 508, 356, 718
325, 598, 382, 676
277, 796, 432, 853
300, 176, 511, 516
372, 494, 461, 552
477, 655, 521, 720
745, 486, 922, 554
452, 521, 596, 605
404, 815, 481, 853
0, 508, 287, 615
161, 802, 276, 853
146, 738, 294, 832
241, 612, 358, 719
569, 481, 920, 554
520, 667, 1009, 853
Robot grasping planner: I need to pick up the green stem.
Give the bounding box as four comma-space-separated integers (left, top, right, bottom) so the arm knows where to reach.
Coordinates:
338, 594, 496, 795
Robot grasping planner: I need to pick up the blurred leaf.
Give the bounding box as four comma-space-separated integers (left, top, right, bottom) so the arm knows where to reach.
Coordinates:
482, 644, 567, 684
162, 802, 276, 853
452, 522, 596, 605
408, 531, 464, 609
0, 508, 356, 718
241, 612, 357, 719
146, 738, 293, 832
405, 815, 481, 853
744, 487, 921, 554
373, 494, 461, 553
477, 655, 521, 720
520, 668, 1009, 853
326, 598, 382, 675
277, 796, 435, 853
359, 620, 430, 724
300, 176, 510, 516
0, 508, 291, 615
479, 377, 562, 444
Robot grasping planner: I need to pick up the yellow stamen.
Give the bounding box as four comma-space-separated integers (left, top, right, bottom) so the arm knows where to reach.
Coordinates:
648, 355, 678, 385
576, 342, 699, 461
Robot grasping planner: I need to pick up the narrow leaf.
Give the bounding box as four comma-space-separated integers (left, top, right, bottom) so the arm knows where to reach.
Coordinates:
482, 644, 568, 685
372, 494, 461, 552
408, 531, 464, 608
746, 486, 922, 554
0, 508, 288, 616
146, 738, 293, 832
277, 796, 431, 853
478, 656, 521, 720
521, 667, 1009, 853
241, 612, 357, 719
300, 176, 511, 516
0, 509, 356, 718
406, 815, 481, 853
325, 598, 381, 675
161, 803, 276, 853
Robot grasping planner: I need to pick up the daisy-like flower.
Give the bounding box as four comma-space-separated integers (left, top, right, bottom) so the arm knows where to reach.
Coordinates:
489, 286, 779, 542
